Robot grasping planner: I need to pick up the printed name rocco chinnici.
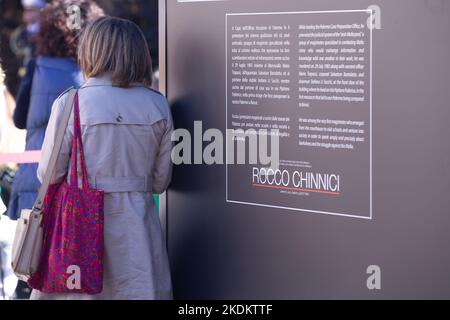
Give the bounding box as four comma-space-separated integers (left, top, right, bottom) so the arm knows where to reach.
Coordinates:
252, 167, 341, 193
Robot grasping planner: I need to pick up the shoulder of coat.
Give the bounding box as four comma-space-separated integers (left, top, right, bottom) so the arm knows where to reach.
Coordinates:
147, 88, 165, 98
146, 88, 164, 97
56, 86, 76, 101
144, 87, 169, 106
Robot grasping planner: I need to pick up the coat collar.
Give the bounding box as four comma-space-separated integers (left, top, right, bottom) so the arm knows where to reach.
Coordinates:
82, 74, 113, 87
81, 74, 145, 88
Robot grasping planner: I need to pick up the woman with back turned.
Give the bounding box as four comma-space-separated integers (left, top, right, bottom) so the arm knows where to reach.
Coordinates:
30, 17, 173, 300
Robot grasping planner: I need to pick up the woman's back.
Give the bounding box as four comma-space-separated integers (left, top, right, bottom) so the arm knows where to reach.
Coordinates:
34, 76, 174, 300
31, 16, 174, 300
75, 76, 173, 194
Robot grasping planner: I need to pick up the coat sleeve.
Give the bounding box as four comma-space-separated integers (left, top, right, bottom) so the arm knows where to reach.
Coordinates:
151, 113, 174, 194
37, 94, 73, 184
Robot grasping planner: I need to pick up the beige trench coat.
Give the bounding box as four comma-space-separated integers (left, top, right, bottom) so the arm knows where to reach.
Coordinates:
30, 75, 173, 300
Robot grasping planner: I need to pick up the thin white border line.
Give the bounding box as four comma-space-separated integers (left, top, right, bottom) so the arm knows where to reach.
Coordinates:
226, 9, 372, 17
225, 9, 373, 220
370, 10, 373, 220
227, 200, 372, 220
225, 13, 228, 202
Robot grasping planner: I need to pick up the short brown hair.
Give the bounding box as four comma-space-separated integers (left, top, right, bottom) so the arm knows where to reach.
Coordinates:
78, 16, 153, 88
37, 0, 104, 60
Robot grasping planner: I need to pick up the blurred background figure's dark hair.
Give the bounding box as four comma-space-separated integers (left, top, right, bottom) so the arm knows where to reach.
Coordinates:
37, 0, 104, 60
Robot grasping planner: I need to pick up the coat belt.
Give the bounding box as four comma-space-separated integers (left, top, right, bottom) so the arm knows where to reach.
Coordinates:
88, 175, 153, 193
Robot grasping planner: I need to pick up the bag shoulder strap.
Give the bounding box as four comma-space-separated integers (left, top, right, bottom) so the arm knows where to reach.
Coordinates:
34, 89, 77, 211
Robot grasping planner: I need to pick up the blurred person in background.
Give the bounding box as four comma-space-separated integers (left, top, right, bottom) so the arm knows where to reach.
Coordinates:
8, 0, 104, 222
0, 59, 26, 211
0, 64, 9, 213
0, 81, 26, 161
9, 0, 47, 77
1, 0, 25, 96
2, 0, 159, 95
22, 0, 45, 40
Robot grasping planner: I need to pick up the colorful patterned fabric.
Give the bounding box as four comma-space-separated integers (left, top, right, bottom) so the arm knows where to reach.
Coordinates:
28, 92, 104, 294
